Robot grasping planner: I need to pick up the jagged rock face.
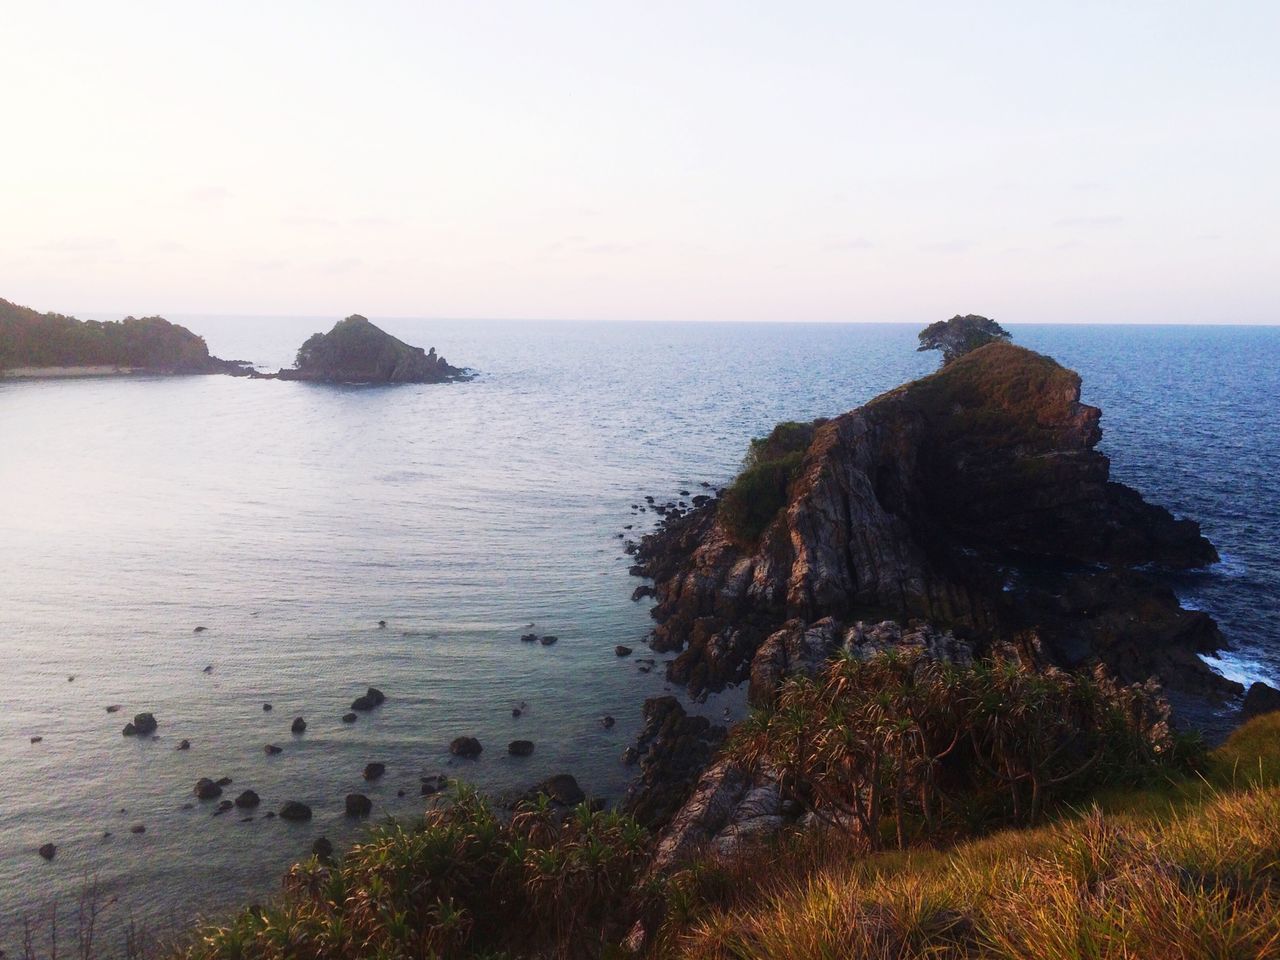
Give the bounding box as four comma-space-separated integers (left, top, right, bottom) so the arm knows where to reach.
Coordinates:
636, 343, 1232, 699
280, 315, 463, 384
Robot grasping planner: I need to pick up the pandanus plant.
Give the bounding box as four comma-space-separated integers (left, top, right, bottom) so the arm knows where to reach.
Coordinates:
738, 649, 1186, 850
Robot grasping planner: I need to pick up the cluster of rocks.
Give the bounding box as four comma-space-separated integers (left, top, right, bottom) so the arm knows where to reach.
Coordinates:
519, 632, 559, 646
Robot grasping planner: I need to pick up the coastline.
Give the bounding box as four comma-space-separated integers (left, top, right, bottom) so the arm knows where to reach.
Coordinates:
2, 365, 146, 379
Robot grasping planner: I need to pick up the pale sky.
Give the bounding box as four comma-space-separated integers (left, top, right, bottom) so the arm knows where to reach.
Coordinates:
2, 1, 1277, 323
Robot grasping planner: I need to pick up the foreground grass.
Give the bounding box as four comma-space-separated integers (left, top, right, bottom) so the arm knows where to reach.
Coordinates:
661, 713, 1280, 960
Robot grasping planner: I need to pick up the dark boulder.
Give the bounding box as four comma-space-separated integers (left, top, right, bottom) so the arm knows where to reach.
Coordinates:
508, 740, 535, 756
38, 843, 56, 860
520, 633, 538, 643
540, 635, 559, 646
214, 801, 233, 815
600, 715, 616, 729
363, 762, 386, 781
264, 744, 283, 755
616, 645, 633, 657
131, 713, 158, 735
342, 712, 358, 723
365, 687, 386, 706
235, 790, 260, 809
311, 836, 334, 861
216, 776, 233, 787
450, 736, 482, 758
291, 717, 306, 734
350, 695, 375, 711
176, 739, 191, 751
1242, 681, 1280, 719
194, 778, 222, 800
529, 774, 586, 807
263, 703, 272, 711
279, 801, 312, 822
345, 793, 372, 817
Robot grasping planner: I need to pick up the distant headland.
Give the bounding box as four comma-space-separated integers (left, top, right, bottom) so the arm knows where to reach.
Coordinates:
0, 297, 249, 377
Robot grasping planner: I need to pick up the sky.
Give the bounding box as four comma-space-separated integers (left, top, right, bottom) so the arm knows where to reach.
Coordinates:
2, 1, 1277, 323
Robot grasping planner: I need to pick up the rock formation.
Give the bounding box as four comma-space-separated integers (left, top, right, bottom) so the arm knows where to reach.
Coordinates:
273, 315, 464, 384
632, 343, 1233, 704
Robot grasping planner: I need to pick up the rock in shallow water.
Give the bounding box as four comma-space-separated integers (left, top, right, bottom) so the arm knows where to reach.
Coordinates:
38, 843, 56, 860
235, 790, 260, 809
363, 762, 386, 781
508, 740, 534, 756
279, 801, 312, 822
1243, 681, 1280, 719
450, 736, 482, 758
345, 793, 372, 817
194, 778, 222, 800
291, 717, 306, 734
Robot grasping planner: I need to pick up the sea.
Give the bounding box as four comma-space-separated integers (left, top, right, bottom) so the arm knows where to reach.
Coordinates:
1, 319, 1277, 950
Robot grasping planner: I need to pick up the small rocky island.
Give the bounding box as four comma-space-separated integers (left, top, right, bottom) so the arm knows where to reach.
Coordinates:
632, 341, 1236, 704
0, 297, 247, 377
270, 314, 465, 384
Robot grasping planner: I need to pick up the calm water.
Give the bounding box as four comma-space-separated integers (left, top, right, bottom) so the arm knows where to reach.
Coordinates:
1, 320, 1277, 947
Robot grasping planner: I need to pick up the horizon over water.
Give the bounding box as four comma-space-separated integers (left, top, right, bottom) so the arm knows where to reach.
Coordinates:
2, 319, 1278, 949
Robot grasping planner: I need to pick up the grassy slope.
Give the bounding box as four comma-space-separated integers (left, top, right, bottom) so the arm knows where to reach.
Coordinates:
663, 713, 1280, 960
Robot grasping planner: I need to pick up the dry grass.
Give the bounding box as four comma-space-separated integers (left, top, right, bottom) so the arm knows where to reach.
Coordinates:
661, 713, 1280, 960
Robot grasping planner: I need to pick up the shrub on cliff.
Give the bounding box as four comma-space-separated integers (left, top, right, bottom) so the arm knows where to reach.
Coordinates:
736, 650, 1193, 848
179, 784, 649, 960
917, 313, 1011, 365
720, 420, 821, 544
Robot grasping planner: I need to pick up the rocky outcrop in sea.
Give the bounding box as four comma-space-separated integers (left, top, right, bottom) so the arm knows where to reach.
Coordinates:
632, 343, 1233, 703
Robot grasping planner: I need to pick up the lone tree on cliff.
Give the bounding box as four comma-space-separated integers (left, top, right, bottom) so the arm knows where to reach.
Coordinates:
917, 314, 1011, 365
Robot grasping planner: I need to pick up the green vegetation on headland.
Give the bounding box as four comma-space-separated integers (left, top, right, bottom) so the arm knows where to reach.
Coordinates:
157, 656, 1280, 960
0, 297, 239, 375
718, 420, 822, 544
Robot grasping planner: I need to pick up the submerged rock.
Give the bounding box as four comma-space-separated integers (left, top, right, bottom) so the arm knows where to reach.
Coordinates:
38, 843, 56, 860
264, 744, 283, 755
508, 740, 535, 756
194, 778, 222, 800
363, 762, 386, 781
450, 736, 482, 758
235, 790, 260, 809
345, 793, 372, 817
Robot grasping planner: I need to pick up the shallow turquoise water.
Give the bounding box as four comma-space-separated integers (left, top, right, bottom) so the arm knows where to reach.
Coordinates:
1, 319, 1276, 947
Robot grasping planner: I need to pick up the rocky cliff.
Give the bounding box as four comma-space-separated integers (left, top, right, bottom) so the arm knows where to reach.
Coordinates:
633, 343, 1233, 703
276, 315, 464, 384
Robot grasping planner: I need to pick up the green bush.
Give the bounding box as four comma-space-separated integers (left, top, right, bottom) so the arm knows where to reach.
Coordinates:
179, 784, 649, 960
735, 651, 1193, 848
719, 420, 821, 544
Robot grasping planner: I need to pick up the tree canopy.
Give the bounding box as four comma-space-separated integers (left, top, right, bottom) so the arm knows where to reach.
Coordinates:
917, 314, 1011, 365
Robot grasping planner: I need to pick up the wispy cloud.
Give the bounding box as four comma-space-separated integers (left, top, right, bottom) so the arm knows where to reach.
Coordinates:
918, 240, 970, 254
826, 237, 874, 251
38, 237, 116, 253
1054, 215, 1123, 228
